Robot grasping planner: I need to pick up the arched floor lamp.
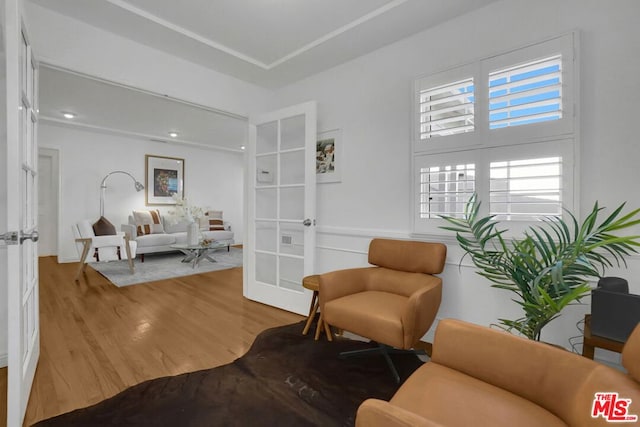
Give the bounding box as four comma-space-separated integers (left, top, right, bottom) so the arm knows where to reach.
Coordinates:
96, 171, 145, 235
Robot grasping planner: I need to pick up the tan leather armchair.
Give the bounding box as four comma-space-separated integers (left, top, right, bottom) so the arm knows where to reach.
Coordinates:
319, 238, 447, 382
357, 318, 640, 427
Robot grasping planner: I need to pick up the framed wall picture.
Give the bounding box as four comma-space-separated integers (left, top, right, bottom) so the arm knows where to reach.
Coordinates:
145, 154, 184, 205
316, 129, 342, 183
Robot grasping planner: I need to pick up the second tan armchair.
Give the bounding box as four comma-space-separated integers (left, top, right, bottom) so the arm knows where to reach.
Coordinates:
356, 319, 640, 427
319, 238, 447, 382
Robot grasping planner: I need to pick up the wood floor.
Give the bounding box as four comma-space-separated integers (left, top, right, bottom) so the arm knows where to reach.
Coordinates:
3, 256, 303, 426
0, 368, 6, 427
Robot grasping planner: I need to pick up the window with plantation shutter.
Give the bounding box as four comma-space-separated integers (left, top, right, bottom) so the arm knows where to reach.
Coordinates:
489, 56, 562, 129
490, 156, 562, 221
412, 32, 578, 235
419, 78, 474, 139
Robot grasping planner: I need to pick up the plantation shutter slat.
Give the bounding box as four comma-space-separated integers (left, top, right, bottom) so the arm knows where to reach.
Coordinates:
420, 93, 473, 109
490, 111, 562, 127
490, 83, 562, 106
420, 125, 475, 139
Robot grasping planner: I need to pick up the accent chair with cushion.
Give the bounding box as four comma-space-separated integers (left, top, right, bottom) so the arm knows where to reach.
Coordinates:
319, 238, 447, 382
73, 219, 137, 280
356, 318, 640, 427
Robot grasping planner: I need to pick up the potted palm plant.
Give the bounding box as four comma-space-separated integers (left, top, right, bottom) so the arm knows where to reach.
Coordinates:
440, 194, 640, 341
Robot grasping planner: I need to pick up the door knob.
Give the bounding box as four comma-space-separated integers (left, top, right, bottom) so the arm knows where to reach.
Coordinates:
302, 219, 313, 227
20, 230, 39, 244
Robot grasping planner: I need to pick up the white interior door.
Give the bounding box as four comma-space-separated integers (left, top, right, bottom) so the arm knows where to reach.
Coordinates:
3, 1, 40, 425
244, 101, 316, 315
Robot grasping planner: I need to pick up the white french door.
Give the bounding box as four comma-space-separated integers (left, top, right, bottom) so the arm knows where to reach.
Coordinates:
3, 1, 40, 425
244, 101, 317, 315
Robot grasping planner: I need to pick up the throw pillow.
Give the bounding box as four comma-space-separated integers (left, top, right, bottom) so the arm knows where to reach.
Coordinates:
92, 216, 117, 236
133, 209, 164, 236
206, 210, 225, 231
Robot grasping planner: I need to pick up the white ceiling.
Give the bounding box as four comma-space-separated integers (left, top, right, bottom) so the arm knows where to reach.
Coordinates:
28, 0, 498, 88
32, 0, 499, 151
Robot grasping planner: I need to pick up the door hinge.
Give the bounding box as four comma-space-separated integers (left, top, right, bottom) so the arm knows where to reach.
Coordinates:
1, 231, 19, 245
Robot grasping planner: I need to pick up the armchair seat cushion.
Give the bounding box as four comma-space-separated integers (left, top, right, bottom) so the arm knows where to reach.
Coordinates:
324, 291, 407, 349
390, 363, 566, 427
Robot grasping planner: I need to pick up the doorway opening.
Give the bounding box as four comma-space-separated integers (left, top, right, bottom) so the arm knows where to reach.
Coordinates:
38, 148, 60, 258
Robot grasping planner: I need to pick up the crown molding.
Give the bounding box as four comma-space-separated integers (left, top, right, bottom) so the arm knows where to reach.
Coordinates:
106, 0, 409, 70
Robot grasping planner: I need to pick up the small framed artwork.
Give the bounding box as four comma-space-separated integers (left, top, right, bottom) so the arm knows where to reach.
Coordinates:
316, 129, 342, 183
145, 154, 184, 205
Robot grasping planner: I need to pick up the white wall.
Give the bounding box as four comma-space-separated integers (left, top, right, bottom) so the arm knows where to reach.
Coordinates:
41, 123, 244, 263
273, 0, 640, 361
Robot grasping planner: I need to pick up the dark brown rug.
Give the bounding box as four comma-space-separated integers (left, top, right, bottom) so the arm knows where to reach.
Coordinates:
33, 321, 424, 427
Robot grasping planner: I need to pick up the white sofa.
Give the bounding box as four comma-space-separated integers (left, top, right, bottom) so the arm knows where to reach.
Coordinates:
121, 215, 234, 261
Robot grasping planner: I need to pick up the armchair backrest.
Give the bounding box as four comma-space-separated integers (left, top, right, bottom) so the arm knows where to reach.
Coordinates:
74, 220, 96, 239
623, 323, 640, 383
368, 239, 446, 274
73, 220, 96, 258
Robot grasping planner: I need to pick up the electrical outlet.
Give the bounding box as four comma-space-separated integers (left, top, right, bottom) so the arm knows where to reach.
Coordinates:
281, 235, 292, 245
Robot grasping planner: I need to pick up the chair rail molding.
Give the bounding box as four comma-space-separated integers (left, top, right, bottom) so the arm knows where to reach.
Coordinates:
316, 225, 409, 239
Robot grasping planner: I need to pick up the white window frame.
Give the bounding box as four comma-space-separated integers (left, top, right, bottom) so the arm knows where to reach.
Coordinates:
412, 32, 579, 237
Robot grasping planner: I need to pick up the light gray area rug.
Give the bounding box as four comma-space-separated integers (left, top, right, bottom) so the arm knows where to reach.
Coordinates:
90, 247, 243, 287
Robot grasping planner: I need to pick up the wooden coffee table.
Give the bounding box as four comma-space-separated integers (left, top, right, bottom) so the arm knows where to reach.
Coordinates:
171, 241, 229, 268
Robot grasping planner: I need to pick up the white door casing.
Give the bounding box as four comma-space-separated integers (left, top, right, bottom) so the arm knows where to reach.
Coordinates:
4, 0, 40, 425
244, 101, 316, 315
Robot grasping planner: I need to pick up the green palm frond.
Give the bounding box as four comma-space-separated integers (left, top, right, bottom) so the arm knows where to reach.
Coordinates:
440, 195, 640, 340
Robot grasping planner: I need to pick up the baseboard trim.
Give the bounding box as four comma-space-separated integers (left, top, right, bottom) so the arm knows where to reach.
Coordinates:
0, 353, 7, 368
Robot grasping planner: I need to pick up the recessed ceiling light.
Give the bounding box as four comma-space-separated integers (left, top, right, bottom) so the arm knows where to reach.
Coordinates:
62, 112, 75, 119
168, 131, 179, 138
240, 145, 246, 150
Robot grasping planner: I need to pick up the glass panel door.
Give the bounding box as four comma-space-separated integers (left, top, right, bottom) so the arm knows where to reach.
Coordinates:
245, 102, 316, 314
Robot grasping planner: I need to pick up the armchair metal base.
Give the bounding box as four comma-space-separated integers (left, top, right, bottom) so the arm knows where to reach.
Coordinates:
338, 343, 426, 384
